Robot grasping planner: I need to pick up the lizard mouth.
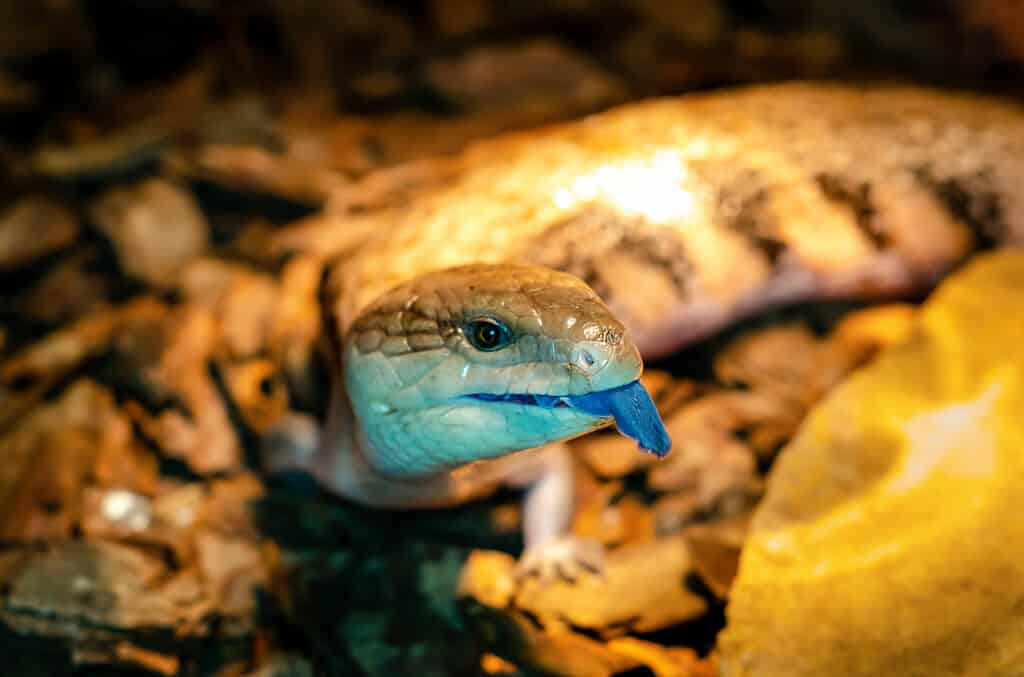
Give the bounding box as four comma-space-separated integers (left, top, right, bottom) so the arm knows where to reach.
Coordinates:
464, 392, 573, 408
464, 380, 672, 456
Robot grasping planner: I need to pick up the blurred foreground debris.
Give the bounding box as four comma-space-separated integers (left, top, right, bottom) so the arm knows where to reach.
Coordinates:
719, 251, 1024, 676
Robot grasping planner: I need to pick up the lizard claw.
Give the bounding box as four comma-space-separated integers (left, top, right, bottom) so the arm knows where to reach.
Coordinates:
515, 536, 606, 584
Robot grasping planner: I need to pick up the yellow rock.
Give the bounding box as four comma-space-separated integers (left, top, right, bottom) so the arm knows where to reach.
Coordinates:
718, 251, 1024, 677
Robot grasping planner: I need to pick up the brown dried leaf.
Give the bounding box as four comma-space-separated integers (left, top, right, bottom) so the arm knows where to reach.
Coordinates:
1, 541, 199, 637
963, 0, 1024, 61
0, 297, 166, 390
647, 395, 761, 505
152, 483, 205, 532
0, 195, 78, 269
179, 257, 281, 359
574, 429, 660, 479
0, 380, 144, 542
682, 515, 749, 599
2, 429, 96, 541
164, 143, 345, 205
430, 0, 491, 37
631, 0, 726, 46
80, 488, 192, 564
828, 303, 916, 364
572, 481, 624, 546
513, 537, 706, 634
3, 294, 243, 476
90, 178, 209, 287
713, 324, 823, 402
464, 603, 640, 677
130, 306, 242, 474
0, 379, 47, 436
220, 359, 289, 435
112, 643, 181, 676
16, 248, 112, 324
652, 492, 703, 536
32, 97, 270, 179
269, 255, 324, 405
425, 39, 626, 113
93, 436, 160, 496
606, 637, 706, 677
458, 551, 518, 609
479, 652, 518, 675
198, 474, 265, 538
221, 283, 280, 360
573, 483, 654, 547
194, 530, 267, 632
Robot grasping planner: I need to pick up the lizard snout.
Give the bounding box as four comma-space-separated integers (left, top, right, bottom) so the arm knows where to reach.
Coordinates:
572, 341, 611, 375
570, 337, 643, 391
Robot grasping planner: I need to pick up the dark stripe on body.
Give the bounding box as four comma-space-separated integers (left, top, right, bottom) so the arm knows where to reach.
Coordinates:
527, 206, 694, 300
716, 172, 786, 265
913, 166, 1006, 248
814, 173, 887, 248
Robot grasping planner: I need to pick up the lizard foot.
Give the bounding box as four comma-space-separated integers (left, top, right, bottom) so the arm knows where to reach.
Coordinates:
515, 536, 605, 584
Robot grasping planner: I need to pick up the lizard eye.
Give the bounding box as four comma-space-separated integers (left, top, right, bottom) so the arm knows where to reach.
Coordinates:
466, 318, 511, 352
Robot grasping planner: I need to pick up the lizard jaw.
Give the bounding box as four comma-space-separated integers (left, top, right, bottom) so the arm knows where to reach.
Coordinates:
462, 380, 671, 456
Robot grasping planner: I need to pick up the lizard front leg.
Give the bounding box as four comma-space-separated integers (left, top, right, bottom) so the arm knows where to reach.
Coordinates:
500, 443, 604, 582
264, 420, 605, 583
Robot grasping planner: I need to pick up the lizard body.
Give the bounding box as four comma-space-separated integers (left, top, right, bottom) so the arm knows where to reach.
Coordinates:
270, 82, 1024, 576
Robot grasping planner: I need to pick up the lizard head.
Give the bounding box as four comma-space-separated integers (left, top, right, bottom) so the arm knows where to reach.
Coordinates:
342, 264, 669, 478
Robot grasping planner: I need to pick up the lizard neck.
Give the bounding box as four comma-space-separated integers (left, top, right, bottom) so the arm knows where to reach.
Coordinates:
311, 374, 499, 509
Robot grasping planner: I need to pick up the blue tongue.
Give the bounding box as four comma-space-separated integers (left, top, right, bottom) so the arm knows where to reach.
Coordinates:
567, 380, 672, 456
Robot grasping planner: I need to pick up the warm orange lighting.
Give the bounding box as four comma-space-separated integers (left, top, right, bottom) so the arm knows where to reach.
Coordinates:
552, 150, 702, 224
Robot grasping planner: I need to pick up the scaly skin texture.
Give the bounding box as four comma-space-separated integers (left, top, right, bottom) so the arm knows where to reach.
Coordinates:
273, 82, 1024, 574
312, 264, 641, 505
316, 83, 1024, 360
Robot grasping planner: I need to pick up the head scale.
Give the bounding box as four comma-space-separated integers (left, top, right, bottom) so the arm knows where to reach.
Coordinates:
343, 264, 644, 478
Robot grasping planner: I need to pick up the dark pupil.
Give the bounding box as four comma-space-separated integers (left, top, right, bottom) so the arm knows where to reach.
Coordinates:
474, 322, 501, 348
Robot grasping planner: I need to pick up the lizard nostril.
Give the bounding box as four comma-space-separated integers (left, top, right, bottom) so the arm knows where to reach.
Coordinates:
573, 345, 603, 373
